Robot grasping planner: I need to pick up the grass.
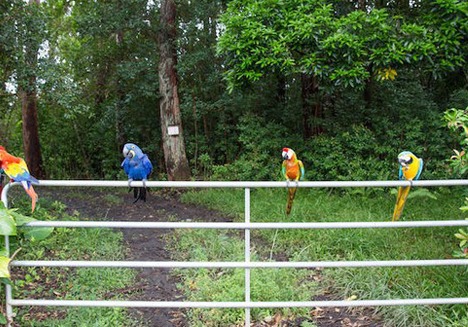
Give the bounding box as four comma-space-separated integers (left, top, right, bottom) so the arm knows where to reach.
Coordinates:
165, 228, 317, 326
4, 195, 140, 327
177, 186, 468, 327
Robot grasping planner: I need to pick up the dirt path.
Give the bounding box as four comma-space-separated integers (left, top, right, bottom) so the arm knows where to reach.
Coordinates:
53, 188, 234, 327
47, 188, 381, 327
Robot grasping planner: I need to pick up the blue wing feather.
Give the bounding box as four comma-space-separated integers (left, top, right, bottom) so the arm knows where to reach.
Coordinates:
415, 158, 423, 180
121, 158, 131, 175
122, 154, 153, 180
142, 155, 153, 176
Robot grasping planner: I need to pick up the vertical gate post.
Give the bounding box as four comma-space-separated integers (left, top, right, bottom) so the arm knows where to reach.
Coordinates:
1, 184, 13, 327
244, 188, 251, 327
4, 235, 13, 327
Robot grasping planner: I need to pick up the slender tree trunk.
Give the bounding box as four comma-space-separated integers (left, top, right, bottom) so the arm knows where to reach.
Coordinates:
158, 0, 191, 181
115, 30, 126, 150
301, 74, 322, 139
357, 0, 366, 10
364, 64, 373, 109
21, 0, 44, 178
21, 86, 43, 178
192, 92, 198, 174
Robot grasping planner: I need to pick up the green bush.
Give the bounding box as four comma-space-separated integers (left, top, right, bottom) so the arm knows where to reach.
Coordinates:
210, 114, 303, 181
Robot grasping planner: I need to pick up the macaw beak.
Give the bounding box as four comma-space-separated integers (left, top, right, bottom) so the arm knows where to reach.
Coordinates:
123, 148, 135, 159
399, 156, 412, 169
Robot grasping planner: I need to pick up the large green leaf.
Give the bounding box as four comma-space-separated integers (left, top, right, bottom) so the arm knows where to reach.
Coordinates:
0, 256, 11, 279
12, 212, 54, 241
0, 208, 17, 236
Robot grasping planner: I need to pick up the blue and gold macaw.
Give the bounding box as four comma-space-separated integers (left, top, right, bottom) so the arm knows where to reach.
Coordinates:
121, 143, 153, 203
282, 148, 305, 215
0, 146, 39, 212
392, 151, 423, 221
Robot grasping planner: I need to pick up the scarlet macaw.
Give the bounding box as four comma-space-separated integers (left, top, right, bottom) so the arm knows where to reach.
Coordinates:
282, 148, 305, 215
0, 146, 39, 212
392, 151, 423, 221
121, 143, 153, 203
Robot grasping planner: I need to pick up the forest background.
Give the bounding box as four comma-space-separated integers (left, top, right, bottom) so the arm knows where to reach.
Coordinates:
0, 0, 466, 183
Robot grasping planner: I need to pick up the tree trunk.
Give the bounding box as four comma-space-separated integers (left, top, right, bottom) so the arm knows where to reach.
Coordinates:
158, 0, 191, 181
192, 92, 198, 174
357, 0, 366, 10
301, 73, 322, 138
115, 30, 126, 151
364, 64, 373, 109
21, 0, 44, 179
20, 86, 44, 179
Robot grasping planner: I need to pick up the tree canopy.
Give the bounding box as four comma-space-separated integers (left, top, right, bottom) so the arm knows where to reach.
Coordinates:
218, 0, 467, 89
0, 0, 466, 182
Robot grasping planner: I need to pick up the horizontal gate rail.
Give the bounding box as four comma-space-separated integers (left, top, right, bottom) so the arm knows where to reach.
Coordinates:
10, 259, 468, 268
2, 179, 468, 327
9, 297, 468, 308
11, 220, 468, 229
2, 179, 468, 195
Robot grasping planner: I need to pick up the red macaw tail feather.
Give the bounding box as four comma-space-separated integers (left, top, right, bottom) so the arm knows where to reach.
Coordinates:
286, 187, 297, 215
21, 182, 38, 212
392, 186, 411, 221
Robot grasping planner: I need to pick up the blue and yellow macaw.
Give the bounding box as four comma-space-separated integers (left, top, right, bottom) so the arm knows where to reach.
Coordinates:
0, 146, 39, 212
282, 147, 305, 215
121, 143, 153, 203
392, 151, 423, 221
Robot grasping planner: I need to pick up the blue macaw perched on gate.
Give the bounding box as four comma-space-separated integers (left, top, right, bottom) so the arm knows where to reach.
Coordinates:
282, 147, 305, 215
121, 143, 153, 203
392, 151, 423, 221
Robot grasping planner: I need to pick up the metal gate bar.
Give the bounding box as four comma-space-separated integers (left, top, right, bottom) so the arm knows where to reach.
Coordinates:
9, 297, 468, 308
10, 259, 468, 268
2, 179, 468, 327
9, 220, 468, 229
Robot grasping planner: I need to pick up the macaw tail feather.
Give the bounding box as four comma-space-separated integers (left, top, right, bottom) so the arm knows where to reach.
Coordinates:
21, 181, 38, 212
132, 187, 147, 203
286, 187, 297, 215
0, 173, 4, 197
392, 186, 411, 221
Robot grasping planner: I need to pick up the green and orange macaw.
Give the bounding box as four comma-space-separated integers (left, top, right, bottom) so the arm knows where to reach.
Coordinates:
0, 146, 39, 212
392, 151, 423, 221
282, 147, 305, 215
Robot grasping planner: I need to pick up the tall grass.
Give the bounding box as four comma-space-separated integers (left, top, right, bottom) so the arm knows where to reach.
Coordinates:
8, 197, 139, 327
178, 187, 468, 326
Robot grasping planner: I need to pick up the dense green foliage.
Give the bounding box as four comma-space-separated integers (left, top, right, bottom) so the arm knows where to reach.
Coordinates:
0, 1, 466, 324
0, 0, 466, 180
218, 0, 467, 87
444, 106, 468, 258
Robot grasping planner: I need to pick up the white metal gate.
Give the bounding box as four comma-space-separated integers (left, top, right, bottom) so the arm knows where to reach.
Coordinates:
2, 179, 468, 327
